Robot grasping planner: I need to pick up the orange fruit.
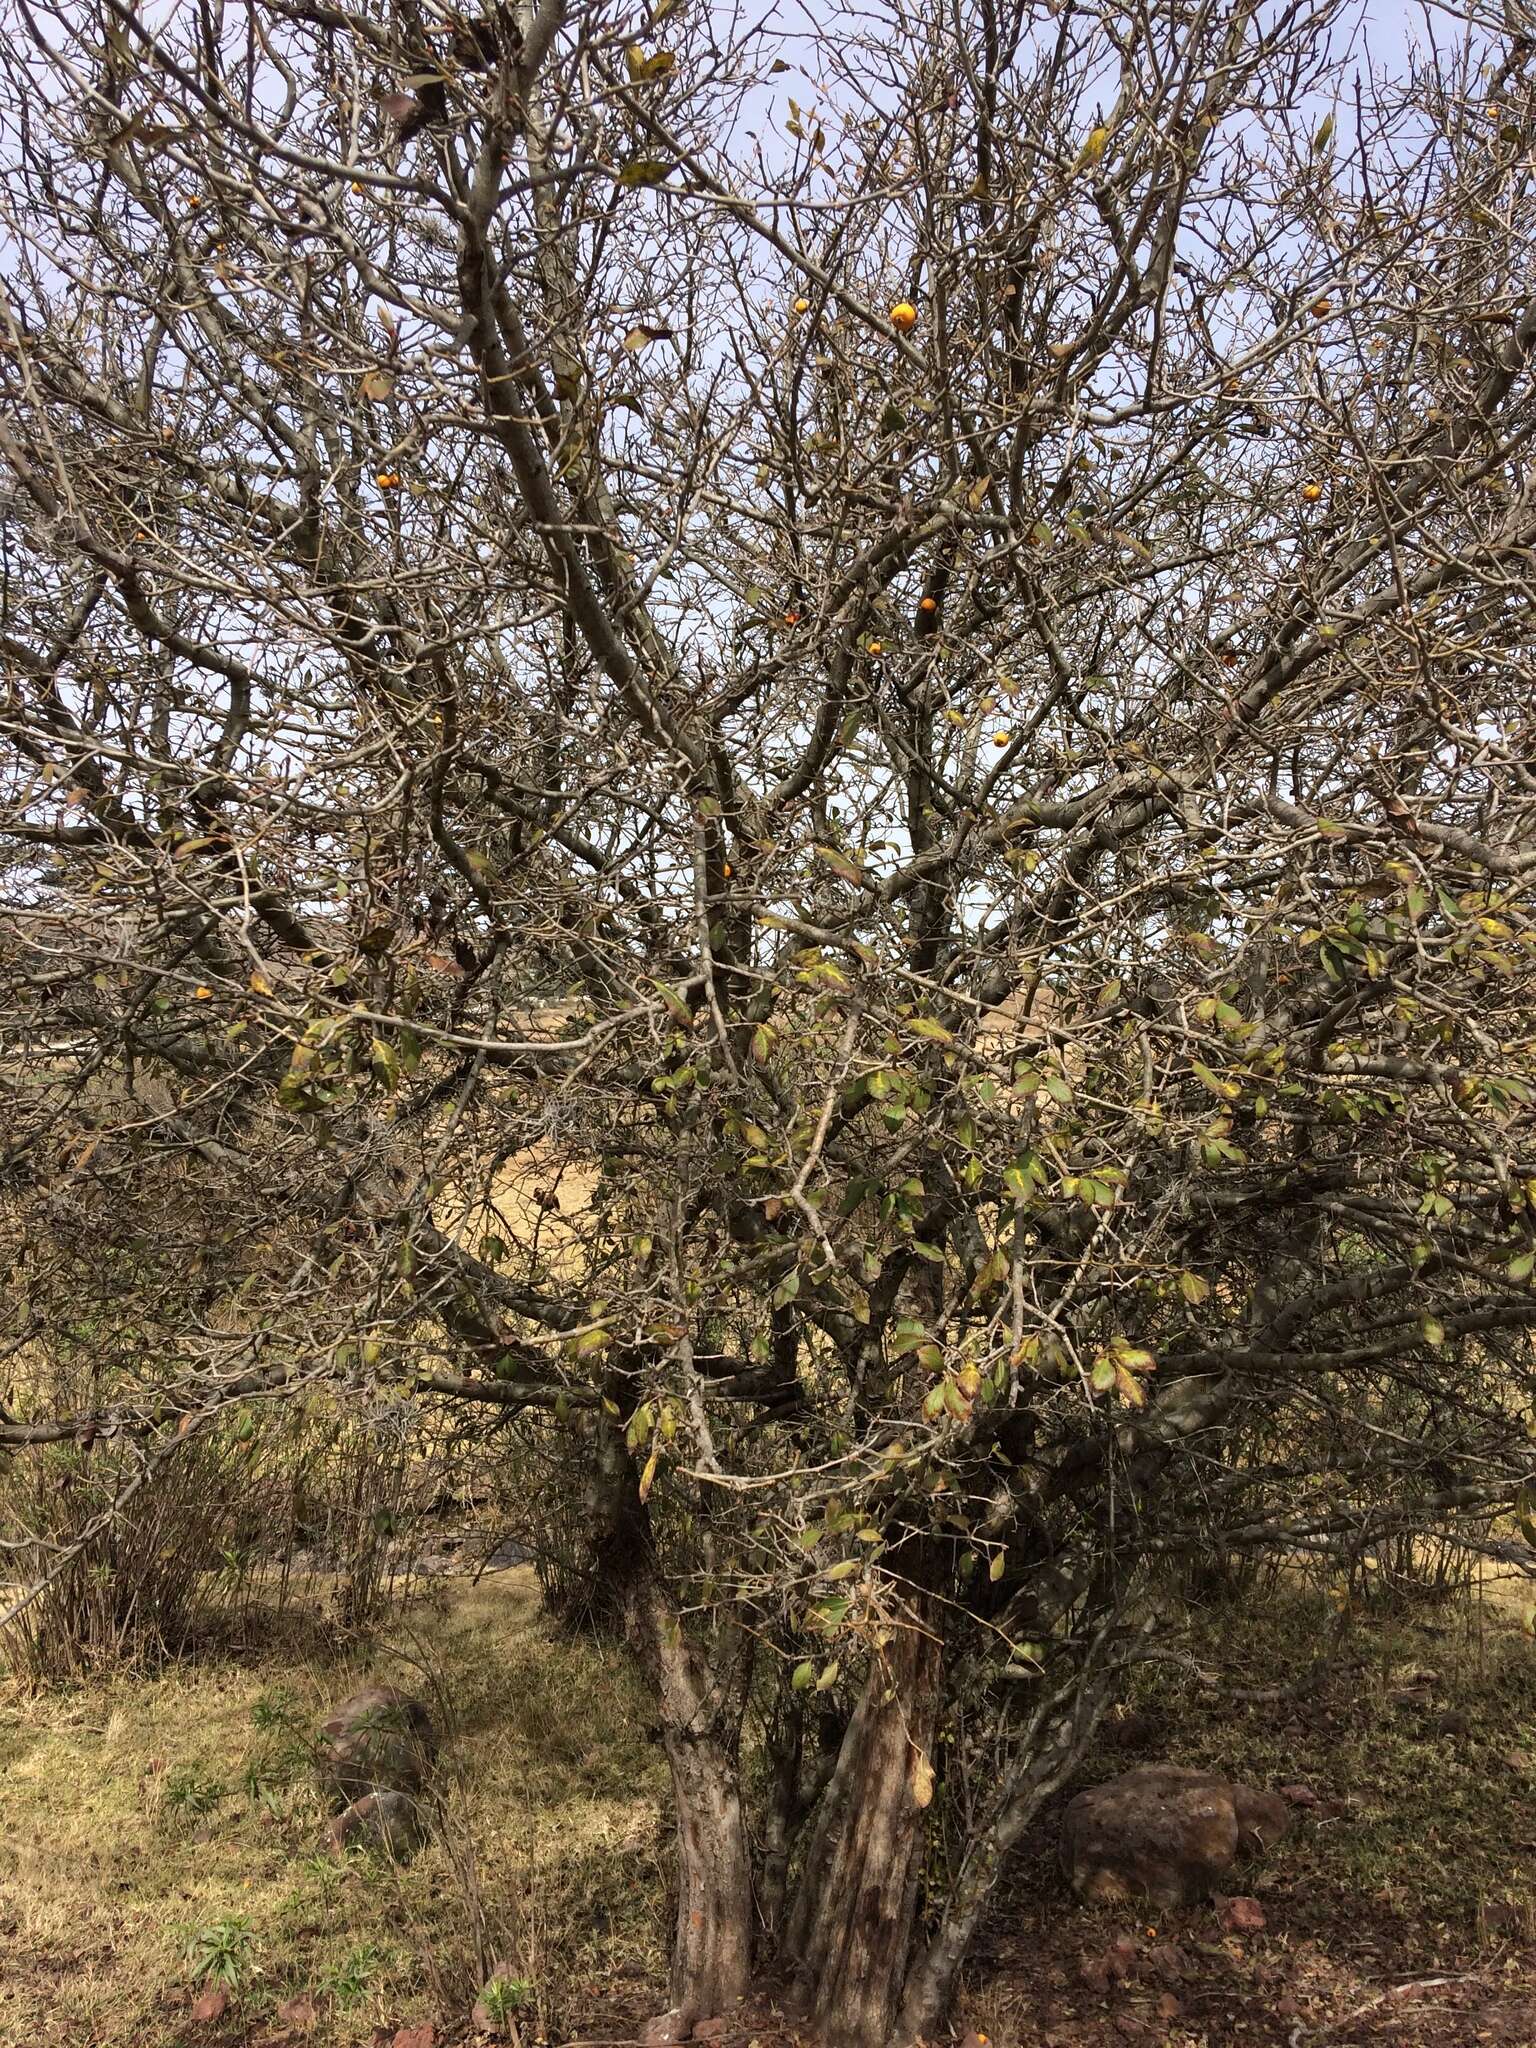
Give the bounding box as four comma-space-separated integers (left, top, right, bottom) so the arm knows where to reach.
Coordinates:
919, 595, 937, 613
376, 470, 401, 489
889, 300, 918, 332
867, 639, 884, 655
1300, 482, 1323, 503
783, 610, 800, 625
1309, 296, 1331, 317
793, 296, 811, 313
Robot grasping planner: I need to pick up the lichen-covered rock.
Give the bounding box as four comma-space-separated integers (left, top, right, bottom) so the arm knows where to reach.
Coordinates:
1060, 1765, 1290, 1906
315, 1685, 436, 1807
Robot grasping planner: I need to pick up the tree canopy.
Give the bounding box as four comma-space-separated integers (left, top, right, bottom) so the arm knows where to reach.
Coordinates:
4, 1, 1536, 2041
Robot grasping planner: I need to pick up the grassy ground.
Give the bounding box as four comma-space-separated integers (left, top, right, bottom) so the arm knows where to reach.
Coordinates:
0, 1571, 669, 2047
3, 1566, 1534, 2047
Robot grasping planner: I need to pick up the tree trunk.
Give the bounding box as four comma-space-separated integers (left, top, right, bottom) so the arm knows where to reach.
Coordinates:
628, 1571, 753, 2030
892, 1633, 1129, 2046
784, 1610, 942, 2048
891, 1731, 1074, 2044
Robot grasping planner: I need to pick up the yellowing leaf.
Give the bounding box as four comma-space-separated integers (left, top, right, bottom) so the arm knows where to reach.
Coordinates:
1114, 1364, 1148, 1407
1191, 1060, 1240, 1101
361, 367, 395, 402
616, 157, 675, 188
910, 1750, 935, 1808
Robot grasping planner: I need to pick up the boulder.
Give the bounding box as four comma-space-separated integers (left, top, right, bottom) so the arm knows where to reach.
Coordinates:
1060, 1765, 1290, 1906
328, 1787, 430, 1860
315, 1685, 436, 1807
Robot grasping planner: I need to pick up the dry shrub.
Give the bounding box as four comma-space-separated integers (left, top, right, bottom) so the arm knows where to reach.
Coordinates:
1, 1389, 476, 1687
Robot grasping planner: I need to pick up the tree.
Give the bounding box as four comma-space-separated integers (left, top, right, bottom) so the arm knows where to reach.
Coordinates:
4, 0, 1536, 2041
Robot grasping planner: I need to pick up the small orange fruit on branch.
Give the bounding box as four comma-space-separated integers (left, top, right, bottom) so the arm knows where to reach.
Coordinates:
889, 300, 918, 332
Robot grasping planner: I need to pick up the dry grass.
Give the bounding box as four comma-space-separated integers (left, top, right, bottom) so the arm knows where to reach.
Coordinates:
0, 1570, 669, 2046
5, 1560, 1533, 2048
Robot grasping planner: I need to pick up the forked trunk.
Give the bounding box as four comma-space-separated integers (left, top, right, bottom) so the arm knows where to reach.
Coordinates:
785, 1609, 942, 2048
892, 1641, 1126, 2045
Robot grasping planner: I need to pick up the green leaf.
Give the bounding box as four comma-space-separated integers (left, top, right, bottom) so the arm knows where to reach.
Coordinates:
1090, 1357, 1116, 1393
989, 1549, 1006, 1582
1111, 1340, 1157, 1373
772, 1268, 801, 1309
791, 1660, 815, 1691
907, 1016, 953, 1044
813, 843, 865, 886
1178, 1270, 1210, 1305
1510, 1251, 1536, 1283
971, 1248, 1009, 1296
1191, 1060, 1240, 1101
822, 1558, 860, 1581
